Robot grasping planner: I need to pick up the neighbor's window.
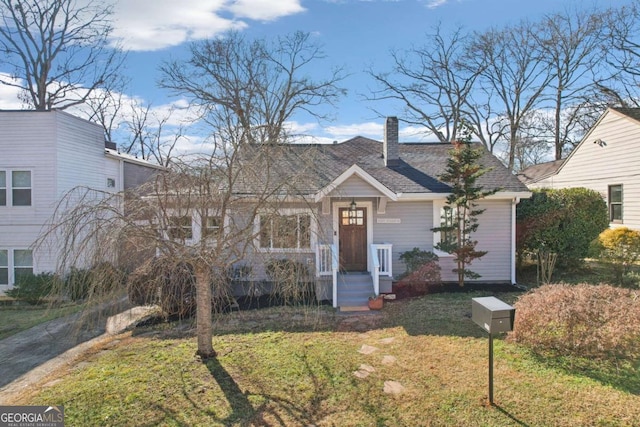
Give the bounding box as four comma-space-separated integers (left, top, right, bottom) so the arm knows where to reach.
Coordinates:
0, 250, 8, 285
440, 206, 457, 245
202, 216, 222, 239
0, 171, 5, 206
13, 249, 33, 282
12, 171, 31, 206
260, 213, 311, 249
609, 185, 623, 223
168, 216, 193, 240
107, 178, 116, 188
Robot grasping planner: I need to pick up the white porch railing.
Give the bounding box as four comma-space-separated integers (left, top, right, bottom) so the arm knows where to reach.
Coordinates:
369, 244, 380, 297
317, 244, 339, 308
371, 243, 393, 277
316, 244, 334, 276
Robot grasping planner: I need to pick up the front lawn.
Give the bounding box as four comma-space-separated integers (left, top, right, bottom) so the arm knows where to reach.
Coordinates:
0, 301, 83, 340
11, 291, 640, 426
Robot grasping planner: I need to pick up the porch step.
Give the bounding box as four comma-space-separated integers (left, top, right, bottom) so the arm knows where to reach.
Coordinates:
337, 273, 374, 308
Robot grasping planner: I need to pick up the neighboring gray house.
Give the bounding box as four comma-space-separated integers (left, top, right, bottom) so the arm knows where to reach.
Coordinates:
231, 117, 531, 309
518, 107, 640, 231
0, 110, 162, 294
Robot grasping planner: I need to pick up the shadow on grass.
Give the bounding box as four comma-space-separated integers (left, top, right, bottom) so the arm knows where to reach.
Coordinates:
530, 351, 640, 396
493, 404, 530, 427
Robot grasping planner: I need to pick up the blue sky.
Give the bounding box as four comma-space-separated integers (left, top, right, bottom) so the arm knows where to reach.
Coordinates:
0, 0, 635, 147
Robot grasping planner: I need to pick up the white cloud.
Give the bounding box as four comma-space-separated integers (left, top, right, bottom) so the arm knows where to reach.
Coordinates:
426, 0, 448, 9
111, 0, 305, 51
226, 0, 305, 21
0, 74, 25, 109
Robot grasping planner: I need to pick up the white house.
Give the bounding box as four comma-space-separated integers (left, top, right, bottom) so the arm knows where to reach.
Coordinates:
0, 110, 161, 294
518, 107, 640, 230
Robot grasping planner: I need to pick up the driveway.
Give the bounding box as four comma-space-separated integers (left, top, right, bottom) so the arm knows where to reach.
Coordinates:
0, 301, 153, 404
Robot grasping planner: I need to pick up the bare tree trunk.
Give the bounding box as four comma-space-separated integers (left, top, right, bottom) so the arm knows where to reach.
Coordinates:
194, 263, 215, 358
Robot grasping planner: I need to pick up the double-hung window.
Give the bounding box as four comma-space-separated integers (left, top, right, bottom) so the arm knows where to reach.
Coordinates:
609, 184, 623, 223
0, 170, 31, 206
202, 216, 222, 239
259, 212, 312, 250
168, 216, 193, 240
0, 249, 33, 286
440, 206, 457, 246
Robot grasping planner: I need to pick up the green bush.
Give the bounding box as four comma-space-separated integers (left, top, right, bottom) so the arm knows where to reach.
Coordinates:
590, 227, 640, 286
517, 188, 608, 268
64, 263, 126, 301
6, 272, 59, 304
509, 284, 640, 360
398, 248, 441, 284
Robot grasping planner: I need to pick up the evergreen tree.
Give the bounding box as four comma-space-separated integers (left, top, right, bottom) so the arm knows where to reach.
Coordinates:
433, 123, 498, 286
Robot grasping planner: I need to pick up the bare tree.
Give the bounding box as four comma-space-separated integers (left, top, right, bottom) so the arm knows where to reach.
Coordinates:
368, 25, 483, 143
0, 0, 124, 110
159, 31, 345, 146
598, 0, 640, 107
533, 7, 610, 160
469, 21, 553, 171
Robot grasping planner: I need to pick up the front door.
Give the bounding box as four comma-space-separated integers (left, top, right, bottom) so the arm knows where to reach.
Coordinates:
339, 207, 367, 271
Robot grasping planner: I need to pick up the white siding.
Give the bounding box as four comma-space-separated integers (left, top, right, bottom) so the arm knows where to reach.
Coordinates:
531, 110, 640, 230
0, 111, 106, 286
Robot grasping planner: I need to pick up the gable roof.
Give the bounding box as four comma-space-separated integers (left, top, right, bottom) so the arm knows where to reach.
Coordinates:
237, 136, 529, 199
521, 107, 640, 185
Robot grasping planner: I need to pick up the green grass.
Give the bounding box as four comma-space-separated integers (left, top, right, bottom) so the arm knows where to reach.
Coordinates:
0, 302, 83, 340
12, 289, 640, 426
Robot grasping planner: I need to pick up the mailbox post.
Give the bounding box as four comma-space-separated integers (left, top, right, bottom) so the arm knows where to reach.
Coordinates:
471, 296, 515, 405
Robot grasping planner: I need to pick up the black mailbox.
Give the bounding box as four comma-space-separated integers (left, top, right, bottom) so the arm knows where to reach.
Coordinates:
471, 296, 515, 334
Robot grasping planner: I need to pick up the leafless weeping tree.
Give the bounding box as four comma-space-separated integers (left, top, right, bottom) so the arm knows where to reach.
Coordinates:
41, 30, 344, 359
368, 25, 483, 143
0, 0, 124, 110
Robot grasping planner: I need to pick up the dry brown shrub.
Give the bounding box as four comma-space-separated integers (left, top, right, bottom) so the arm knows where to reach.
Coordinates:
509, 283, 640, 360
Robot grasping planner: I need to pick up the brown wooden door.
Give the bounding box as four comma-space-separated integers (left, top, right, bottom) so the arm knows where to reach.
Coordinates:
339, 207, 367, 271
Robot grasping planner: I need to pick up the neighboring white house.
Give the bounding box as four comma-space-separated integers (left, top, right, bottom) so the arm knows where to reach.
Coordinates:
518, 107, 640, 231
223, 117, 532, 309
0, 110, 161, 294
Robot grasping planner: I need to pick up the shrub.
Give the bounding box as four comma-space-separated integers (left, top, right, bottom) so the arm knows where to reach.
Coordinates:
509, 284, 640, 360
126, 258, 162, 306
265, 259, 314, 304
399, 248, 439, 275
517, 188, 608, 268
590, 227, 640, 286
64, 267, 91, 301
64, 263, 127, 301
6, 272, 58, 304
158, 260, 196, 318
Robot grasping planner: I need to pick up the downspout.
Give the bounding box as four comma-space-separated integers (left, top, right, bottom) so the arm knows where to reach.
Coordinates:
511, 198, 516, 284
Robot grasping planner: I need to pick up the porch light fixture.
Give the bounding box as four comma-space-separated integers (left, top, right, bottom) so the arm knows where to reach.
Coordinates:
348, 198, 358, 225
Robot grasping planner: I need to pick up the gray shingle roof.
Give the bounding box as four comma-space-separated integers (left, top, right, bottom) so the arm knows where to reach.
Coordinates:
517, 159, 565, 185
238, 136, 529, 196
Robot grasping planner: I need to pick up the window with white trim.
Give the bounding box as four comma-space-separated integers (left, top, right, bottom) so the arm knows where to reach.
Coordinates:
14, 249, 33, 282
168, 216, 193, 240
0, 250, 8, 285
202, 215, 222, 239
440, 206, 457, 246
609, 184, 623, 223
12, 171, 31, 206
259, 212, 312, 250
0, 170, 31, 206
0, 249, 33, 286
0, 172, 6, 206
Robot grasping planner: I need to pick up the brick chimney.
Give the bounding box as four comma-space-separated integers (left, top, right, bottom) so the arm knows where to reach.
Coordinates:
383, 116, 399, 166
